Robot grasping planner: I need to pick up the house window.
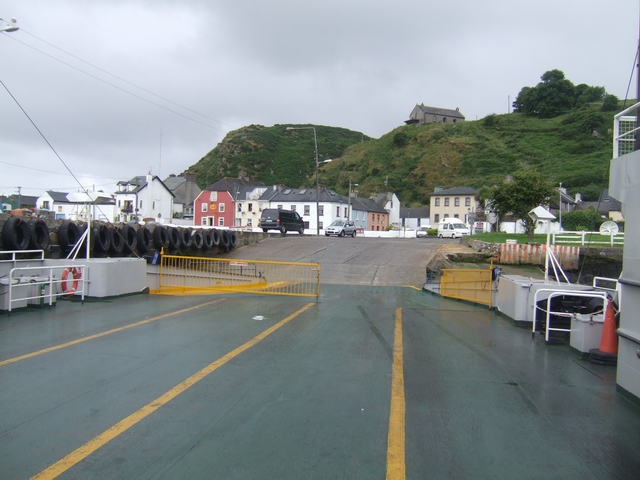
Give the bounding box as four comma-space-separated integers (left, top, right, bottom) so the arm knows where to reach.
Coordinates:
201, 218, 207, 226
248, 203, 253, 212
57, 206, 62, 213
277, 205, 283, 209
219, 203, 225, 213
434, 214, 440, 223
319, 205, 324, 216
444, 214, 449, 218
218, 217, 224, 226
235, 218, 241, 226
153, 201, 156, 209
344, 207, 348, 217
291, 205, 296, 212
336, 206, 340, 216
117, 200, 121, 207
465, 197, 471, 207
454, 214, 459, 218
435, 198, 440, 207
444, 198, 450, 207
304, 205, 310, 215
201, 203, 207, 212
140, 201, 143, 208
454, 197, 460, 207
319, 221, 323, 229
43, 201, 50, 210
247, 219, 252, 227
238, 203, 242, 212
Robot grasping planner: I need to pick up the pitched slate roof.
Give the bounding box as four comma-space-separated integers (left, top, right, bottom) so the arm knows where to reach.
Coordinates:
430, 187, 478, 196
204, 177, 264, 194
414, 104, 465, 119
400, 207, 430, 218
116, 175, 175, 197
46, 190, 72, 203
351, 197, 388, 214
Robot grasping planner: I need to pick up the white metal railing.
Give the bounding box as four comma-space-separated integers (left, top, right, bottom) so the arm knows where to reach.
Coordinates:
613, 102, 640, 158
532, 288, 610, 342
0, 250, 45, 263
6, 264, 86, 312
552, 231, 624, 247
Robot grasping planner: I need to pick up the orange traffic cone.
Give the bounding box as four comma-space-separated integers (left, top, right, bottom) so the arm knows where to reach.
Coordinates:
599, 297, 618, 354
589, 296, 618, 365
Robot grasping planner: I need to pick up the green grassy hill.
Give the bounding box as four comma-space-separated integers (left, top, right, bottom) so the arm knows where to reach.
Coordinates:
186, 105, 622, 205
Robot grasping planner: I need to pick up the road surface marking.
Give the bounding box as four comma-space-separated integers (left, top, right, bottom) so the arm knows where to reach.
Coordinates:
386, 307, 406, 480
31, 302, 315, 480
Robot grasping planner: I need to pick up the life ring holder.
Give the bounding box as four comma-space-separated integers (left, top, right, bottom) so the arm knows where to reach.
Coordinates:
61, 267, 82, 298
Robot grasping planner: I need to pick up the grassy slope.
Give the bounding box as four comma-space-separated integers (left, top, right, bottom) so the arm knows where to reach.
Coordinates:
186, 105, 618, 205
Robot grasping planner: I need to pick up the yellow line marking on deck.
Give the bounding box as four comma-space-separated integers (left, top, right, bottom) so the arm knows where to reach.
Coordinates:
30, 302, 315, 480
386, 307, 406, 480
0, 299, 225, 368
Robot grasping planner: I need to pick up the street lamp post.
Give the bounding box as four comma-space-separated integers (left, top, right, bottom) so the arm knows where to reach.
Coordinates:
286, 126, 320, 236
0, 17, 19, 33
347, 179, 358, 221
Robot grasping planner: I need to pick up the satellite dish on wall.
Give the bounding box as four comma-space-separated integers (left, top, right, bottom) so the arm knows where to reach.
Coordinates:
599, 221, 619, 235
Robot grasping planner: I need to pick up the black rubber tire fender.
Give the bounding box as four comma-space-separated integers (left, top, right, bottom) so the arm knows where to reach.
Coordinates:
229, 231, 238, 250
119, 224, 137, 253
211, 229, 221, 247
2, 217, 31, 250
92, 224, 111, 252
168, 227, 181, 251
152, 226, 169, 251
137, 226, 152, 253
28, 219, 50, 250
219, 230, 230, 251
202, 230, 214, 250
191, 230, 204, 250
180, 228, 192, 248
109, 227, 125, 254
58, 221, 80, 251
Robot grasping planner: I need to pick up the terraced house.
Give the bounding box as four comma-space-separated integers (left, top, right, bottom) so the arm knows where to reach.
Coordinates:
429, 186, 480, 225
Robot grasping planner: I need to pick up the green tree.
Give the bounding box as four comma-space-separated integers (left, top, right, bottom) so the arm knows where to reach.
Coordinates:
561, 206, 604, 231
513, 69, 576, 117
486, 170, 555, 238
601, 94, 619, 111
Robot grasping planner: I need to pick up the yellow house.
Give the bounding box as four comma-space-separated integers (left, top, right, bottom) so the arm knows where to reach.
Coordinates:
429, 187, 480, 225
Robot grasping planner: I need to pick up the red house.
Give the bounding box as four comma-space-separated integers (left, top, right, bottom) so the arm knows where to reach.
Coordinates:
193, 178, 263, 227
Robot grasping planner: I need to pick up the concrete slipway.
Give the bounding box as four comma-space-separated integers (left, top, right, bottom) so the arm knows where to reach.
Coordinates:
1, 280, 639, 479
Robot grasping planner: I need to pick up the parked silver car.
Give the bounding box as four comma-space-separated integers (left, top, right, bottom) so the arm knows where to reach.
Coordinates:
325, 220, 357, 237
416, 226, 430, 238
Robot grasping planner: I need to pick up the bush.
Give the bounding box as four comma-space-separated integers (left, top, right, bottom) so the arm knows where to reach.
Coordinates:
428, 228, 438, 236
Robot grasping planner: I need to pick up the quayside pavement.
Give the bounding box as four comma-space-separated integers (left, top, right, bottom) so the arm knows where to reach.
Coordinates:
1, 284, 639, 479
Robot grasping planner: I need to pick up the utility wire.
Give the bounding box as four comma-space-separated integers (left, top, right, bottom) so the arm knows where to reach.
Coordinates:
1, 80, 110, 220
3, 33, 229, 133
20, 29, 235, 130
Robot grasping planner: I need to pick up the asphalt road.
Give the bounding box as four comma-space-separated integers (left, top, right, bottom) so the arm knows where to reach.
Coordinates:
226, 235, 453, 287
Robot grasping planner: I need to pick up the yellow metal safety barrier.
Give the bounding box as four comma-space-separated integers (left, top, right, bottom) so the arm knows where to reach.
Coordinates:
153, 255, 321, 298
440, 269, 493, 307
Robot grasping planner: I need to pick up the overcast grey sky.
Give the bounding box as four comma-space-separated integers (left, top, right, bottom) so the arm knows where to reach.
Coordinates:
1, 0, 638, 197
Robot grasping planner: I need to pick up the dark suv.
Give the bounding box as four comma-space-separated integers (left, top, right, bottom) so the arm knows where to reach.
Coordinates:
259, 208, 305, 234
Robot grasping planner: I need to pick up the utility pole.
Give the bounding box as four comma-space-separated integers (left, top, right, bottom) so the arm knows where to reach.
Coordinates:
559, 182, 562, 231
17, 186, 21, 208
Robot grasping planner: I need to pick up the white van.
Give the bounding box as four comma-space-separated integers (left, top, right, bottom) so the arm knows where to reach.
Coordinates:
437, 218, 470, 238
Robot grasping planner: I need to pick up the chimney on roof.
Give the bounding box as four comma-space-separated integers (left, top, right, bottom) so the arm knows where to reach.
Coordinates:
185, 172, 194, 182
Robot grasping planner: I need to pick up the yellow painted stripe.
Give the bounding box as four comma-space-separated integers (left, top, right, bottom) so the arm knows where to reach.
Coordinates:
31, 302, 314, 480
0, 299, 225, 368
386, 307, 406, 480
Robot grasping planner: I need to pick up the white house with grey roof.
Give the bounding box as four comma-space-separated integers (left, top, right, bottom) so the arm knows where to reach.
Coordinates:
36, 190, 116, 221
114, 174, 174, 223
405, 104, 465, 125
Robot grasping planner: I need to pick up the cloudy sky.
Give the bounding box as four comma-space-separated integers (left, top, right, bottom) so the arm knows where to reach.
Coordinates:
1, 0, 638, 198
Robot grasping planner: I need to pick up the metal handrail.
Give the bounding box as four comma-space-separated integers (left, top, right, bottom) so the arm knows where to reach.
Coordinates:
532, 288, 609, 342
7, 264, 86, 312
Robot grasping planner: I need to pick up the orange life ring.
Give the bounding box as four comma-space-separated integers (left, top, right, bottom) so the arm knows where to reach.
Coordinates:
61, 267, 82, 297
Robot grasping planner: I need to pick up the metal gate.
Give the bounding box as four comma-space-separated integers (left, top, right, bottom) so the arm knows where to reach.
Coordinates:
153, 255, 320, 298
440, 268, 493, 307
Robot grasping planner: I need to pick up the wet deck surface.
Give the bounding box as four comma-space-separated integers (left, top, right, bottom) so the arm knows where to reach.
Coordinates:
2, 285, 640, 479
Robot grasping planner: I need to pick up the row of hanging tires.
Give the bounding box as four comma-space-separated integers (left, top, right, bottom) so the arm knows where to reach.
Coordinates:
1, 218, 239, 255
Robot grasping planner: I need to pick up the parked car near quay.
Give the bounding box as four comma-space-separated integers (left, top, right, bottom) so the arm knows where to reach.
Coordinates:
325, 219, 357, 237
259, 208, 305, 234
416, 226, 430, 238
